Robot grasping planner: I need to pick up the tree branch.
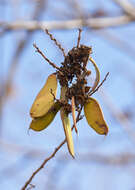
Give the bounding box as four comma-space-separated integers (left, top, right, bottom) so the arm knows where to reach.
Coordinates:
0, 15, 134, 32
113, 0, 135, 18
21, 106, 83, 190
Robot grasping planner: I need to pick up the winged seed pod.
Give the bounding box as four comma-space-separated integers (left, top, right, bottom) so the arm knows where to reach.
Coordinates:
30, 73, 57, 118
29, 102, 61, 131
60, 86, 75, 158
84, 97, 108, 135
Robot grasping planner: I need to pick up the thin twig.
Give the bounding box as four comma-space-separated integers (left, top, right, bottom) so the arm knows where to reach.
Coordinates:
45, 29, 66, 57
33, 43, 60, 71
71, 96, 78, 134
50, 89, 57, 100
50, 89, 62, 106
89, 72, 109, 96
77, 28, 82, 48
21, 106, 83, 190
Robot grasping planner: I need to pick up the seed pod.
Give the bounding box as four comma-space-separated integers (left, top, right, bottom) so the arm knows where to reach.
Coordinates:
30, 73, 57, 118
89, 57, 100, 92
84, 97, 108, 135
29, 102, 61, 131
60, 86, 75, 158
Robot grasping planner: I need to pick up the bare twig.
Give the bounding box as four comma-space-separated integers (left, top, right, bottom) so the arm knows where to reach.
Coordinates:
77, 28, 82, 48
21, 140, 66, 190
21, 106, 83, 190
45, 29, 66, 57
71, 96, 78, 134
89, 72, 109, 96
33, 43, 60, 71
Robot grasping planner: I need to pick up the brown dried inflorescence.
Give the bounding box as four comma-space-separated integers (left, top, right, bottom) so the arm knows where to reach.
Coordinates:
57, 45, 92, 112
33, 29, 104, 115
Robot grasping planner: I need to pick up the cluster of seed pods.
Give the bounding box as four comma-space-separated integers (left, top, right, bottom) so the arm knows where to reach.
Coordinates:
29, 29, 108, 157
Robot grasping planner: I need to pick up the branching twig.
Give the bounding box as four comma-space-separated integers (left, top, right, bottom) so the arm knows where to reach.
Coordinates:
33, 43, 60, 71
21, 106, 83, 190
89, 72, 109, 96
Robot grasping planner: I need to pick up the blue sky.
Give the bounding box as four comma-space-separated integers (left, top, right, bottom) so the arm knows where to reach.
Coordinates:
1, 0, 135, 189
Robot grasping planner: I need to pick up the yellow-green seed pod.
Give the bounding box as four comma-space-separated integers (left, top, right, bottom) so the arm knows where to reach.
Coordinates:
60, 86, 75, 158
84, 97, 108, 135
29, 102, 61, 131
30, 73, 57, 118
60, 109, 75, 158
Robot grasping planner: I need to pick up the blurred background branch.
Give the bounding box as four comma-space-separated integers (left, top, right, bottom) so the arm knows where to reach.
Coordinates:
0, 15, 134, 31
